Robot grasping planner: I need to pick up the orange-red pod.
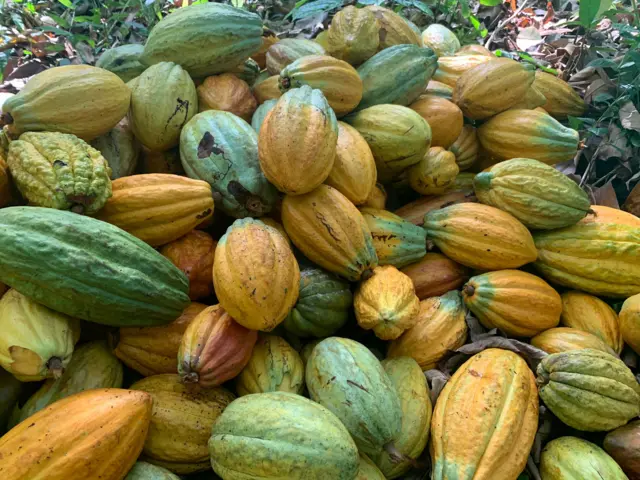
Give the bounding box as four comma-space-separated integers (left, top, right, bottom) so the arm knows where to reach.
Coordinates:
0, 388, 152, 479
178, 304, 258, 387
160, 231, 217, 301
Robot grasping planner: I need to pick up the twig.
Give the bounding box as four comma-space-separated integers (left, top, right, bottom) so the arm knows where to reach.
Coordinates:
485, 0, 532, 49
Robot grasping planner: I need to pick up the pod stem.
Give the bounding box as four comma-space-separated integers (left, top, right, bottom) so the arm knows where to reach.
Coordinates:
47, 357, 64, 379
0, 112, 13, 127
360, 268, 375, 282
463, 284, 475, 296
182, 372, 199, 384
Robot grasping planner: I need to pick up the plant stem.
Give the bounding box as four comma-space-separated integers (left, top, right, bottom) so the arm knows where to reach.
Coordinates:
631, 0, 640, 28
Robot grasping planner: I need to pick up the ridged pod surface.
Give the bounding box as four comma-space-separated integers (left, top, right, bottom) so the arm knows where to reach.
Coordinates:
356, 45, 438, 110
604, 420, 640, 478
620, 293, 640, 355
235, 334, 305, 395
509, 85, 546, 110
477, 109, 579, 165
326, 121, 377, 205
9, 341, 123, 427
160, 231, 216, 301
251, 32, 278, 70
283, 267, 353, 338
354, 265, 420, 340
431, 54, 492, 88
208, 392, 359, 480
401, 253, 469, 300
395, 191, 476, 225
252, 75, 282, 104
409, 147, 460, 195
534, 223, 640, 297
0, 288, 80, 382
346, 104, 431, 182
306, 337, 402, 457
560, 290, 623, 354
541, 437, 627, 480
431, 348, 538, 480
531, 327, 617, 355
8, 131, 112, 214
130, 374, 235, 474
115, 303, 206, 376
196, 73, 257, 121
456, 44, 493, 56
124, 462, 180, 480
279, 55, 363, 117
533, 71, 586, 118
421, 24, 460, 57
228, 58, 261, 87
0, 389, 152, 480
250, 98, 277, 133
129, 62, 197, 152
361, 207, 427, 268
180, 110, 278, 218
282, 185, 378, 281
425, 80, 454, 99
91, 117, 140, 180
214, 219, 299, 331
410, 95, 463, 148
580, 204, 640, 227
463, 270, 561, 337
356, 455, 386, 479
259, 86, 338, 195
448, 125, 479, 171
473, 158, 591, 229
364, 6, 422, 49
363, 183, 387, 209
266, 38, 326, 75
178, 305, 258, 388
0, 207, 190, 326
536, 349, 640, 431
140, 3, 262, 77
96, 174, 213, 247
95, 44, 146, 82
373, 357, 431, 479
327, 6, 380, 65
388, 290, 467, 370
423, 203, 537, 271
453, 58, 535, 119
1, 65, 130, 140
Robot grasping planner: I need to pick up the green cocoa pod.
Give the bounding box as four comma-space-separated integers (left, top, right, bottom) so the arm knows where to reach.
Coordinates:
536, 349, 640, 431
540, 436, 628, 480
306, 337, 402, 457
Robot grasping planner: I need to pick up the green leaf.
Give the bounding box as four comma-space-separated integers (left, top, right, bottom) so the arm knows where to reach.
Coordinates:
469, 15, 487, 36
460, 0, 471, 18
393, 0, 433, 15
587, 58, 619, 69
567, 115, 584, 130
579, 0, 601, 28
47, 13, 70, 28
288, 0, 344, 20
480, 0, 503, 5
231, 0, 245, 7
37, 26, 74, 37
57, 0, 74, 8
26, 2, 36, 13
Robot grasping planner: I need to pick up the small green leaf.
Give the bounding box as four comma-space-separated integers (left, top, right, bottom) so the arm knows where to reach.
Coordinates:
567, 116, 584, 130
288, 0, 344, 20
579, 0, 601, 28
460, 0, 471, 18
57, 0, 74, 8
587, 58, 619, 69
480, 0, 503, 5
231, 0, 245, 7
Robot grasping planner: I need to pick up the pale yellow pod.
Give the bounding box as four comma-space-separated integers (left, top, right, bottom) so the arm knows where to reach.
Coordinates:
409, 147, 460, 195
560, 290, 623, 354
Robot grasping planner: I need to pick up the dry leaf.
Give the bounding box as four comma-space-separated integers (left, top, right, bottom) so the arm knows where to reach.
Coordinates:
619, 101, 640, 132
516, 26, 544, 51
592, 181, 620, 208
623, 181, 640, 216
